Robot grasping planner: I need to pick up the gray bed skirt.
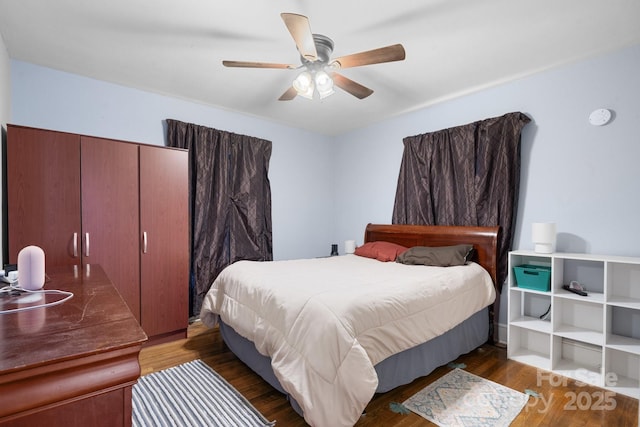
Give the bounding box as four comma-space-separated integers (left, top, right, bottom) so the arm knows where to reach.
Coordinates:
218, 306, 489, 417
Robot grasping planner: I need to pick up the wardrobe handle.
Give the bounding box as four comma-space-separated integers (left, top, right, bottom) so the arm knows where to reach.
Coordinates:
73, 232, 78, 258
85, 232, 90, 257
143, 232, 148, 254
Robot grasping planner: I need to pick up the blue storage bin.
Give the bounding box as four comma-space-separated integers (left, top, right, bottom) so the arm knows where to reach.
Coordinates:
513, 264, 551, 291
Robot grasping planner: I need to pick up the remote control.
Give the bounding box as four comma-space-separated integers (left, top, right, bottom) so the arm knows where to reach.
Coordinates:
562, 284, 588, 296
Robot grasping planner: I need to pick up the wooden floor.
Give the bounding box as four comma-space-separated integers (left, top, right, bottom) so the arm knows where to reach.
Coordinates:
139, 321, 639, 426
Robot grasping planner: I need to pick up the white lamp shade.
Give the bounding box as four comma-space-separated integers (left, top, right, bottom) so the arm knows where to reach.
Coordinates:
344, 240, 356, 254
532, 222, 556, 253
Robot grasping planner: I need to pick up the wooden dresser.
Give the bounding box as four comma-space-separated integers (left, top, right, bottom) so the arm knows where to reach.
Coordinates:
0, 265, 147, 426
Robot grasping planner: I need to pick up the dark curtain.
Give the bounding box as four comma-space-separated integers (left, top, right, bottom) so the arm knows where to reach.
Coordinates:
166, 119, 273, 317
392, 112, 530, 341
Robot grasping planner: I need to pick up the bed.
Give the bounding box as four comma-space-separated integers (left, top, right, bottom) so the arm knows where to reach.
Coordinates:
200, 223, 500, 427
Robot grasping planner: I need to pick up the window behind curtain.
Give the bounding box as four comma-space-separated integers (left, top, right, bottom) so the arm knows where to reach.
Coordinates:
392, 112, 531, 341
166, 119, 273, 317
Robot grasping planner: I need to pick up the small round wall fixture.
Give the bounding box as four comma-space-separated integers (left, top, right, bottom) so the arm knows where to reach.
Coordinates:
588, 108, 612, 126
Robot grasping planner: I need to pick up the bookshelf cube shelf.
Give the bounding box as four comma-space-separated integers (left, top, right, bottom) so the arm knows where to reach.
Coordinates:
508, 251, 640, 399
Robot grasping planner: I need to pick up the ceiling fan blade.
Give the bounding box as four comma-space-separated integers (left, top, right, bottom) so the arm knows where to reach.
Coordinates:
331, 44, 406, 69
332, 73, 374, 99
222, 60, 297, 69
281, 13, 318, 61
278, 86, 297, 101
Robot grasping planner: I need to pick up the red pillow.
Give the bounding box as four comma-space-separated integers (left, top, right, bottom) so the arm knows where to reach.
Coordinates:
354, 241, 408, 262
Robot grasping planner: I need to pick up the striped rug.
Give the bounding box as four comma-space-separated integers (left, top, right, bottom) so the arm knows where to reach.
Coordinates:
133, 359, 275, 427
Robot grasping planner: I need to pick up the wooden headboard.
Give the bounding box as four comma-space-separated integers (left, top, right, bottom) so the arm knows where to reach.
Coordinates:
364, 223, 500, 286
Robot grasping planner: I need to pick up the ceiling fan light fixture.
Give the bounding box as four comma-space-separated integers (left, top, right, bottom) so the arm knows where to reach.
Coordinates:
293, 71, 312, 91
317, 86, 334, 99
315, 70, 335, 99
297, 84, 315, 99
293, 71, 314, 99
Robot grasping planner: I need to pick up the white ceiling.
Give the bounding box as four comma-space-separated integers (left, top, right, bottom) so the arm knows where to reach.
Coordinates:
1, 0, 639, 136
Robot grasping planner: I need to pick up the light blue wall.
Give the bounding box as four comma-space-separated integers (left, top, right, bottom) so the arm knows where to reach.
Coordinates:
331, 43, 640, 327
0, 34, 8, 127
0, 32, 11, 267
9, 43, 640, 328
9, 61, 336, 261
333, 44, 640, 260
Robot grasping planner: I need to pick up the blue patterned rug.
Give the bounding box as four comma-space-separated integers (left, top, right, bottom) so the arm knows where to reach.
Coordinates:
133, 359, 275, 427
402, 369, 528, 427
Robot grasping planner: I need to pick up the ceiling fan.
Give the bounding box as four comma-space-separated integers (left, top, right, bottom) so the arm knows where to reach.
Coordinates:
222, 13, 406, 101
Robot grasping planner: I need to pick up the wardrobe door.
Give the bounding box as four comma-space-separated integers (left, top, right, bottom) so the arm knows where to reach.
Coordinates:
139, 145, 189, 339
80, 137, 141, 322
7, 125, 81, 267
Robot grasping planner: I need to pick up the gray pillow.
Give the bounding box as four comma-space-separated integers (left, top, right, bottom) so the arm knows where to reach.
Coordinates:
396, 244, 474, 267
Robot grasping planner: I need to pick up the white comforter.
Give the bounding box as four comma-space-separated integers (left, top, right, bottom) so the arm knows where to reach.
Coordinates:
200, 254, 495, 427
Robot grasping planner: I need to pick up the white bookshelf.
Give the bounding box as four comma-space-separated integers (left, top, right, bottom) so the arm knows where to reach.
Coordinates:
507, 250, 640, 399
